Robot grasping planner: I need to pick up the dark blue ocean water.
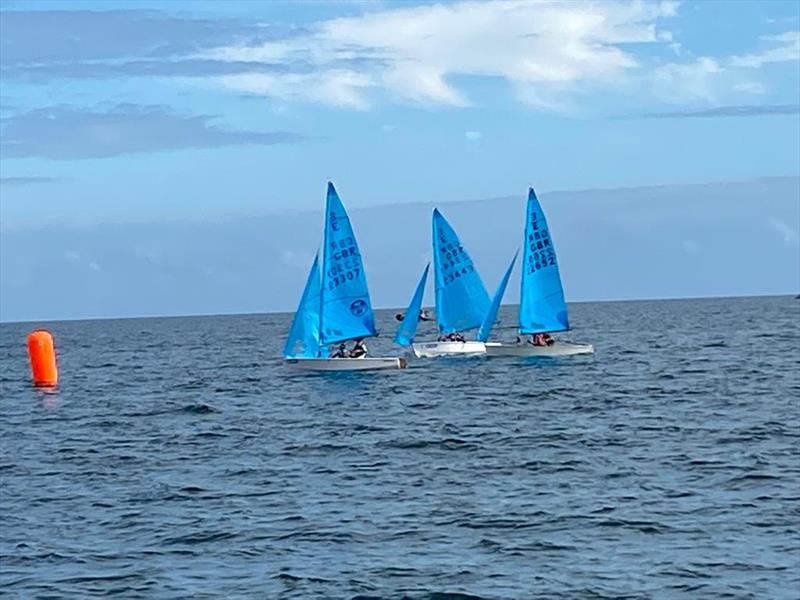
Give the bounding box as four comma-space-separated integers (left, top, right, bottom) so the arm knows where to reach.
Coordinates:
1, 296, 798, 599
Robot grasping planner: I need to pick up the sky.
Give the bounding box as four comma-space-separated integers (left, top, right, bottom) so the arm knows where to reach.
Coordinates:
1, 176, 797, 321
0, 0, 799, 320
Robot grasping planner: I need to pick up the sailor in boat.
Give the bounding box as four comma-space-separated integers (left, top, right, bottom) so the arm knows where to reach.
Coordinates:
438, 332, 466, 342
348, 338, 368, 358
331, 342, 348, 358
395, 309, 433, 323
529, 333, 555, 347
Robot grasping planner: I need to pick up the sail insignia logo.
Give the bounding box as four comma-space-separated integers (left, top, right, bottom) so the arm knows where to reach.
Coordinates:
350, 299, 367, 316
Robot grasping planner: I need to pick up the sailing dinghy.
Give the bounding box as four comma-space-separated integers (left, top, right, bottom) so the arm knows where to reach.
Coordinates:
284, 183, 407, 370
396, 209, 490, 358
479, 188, 594, 357
394, 308, 435, 322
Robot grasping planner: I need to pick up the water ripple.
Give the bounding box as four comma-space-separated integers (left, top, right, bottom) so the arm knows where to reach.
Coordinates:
1, 297, 798, 598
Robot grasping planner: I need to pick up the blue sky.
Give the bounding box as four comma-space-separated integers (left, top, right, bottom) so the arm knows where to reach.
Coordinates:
1, 0, 798, 227
0, 1, 799, 320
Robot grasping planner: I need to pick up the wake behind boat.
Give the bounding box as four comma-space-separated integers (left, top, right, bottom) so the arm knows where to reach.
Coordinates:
395, 209, 490, 358
284, 182, 406, 371
478, 187, 594, 358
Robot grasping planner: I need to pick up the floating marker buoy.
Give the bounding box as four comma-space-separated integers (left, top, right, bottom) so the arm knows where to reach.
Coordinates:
27, 330, 58, 387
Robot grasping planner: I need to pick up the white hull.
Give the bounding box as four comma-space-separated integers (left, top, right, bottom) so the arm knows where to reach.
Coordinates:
285, 357, 407, 371
484, 341, 594, 357
411, 341, 487, 358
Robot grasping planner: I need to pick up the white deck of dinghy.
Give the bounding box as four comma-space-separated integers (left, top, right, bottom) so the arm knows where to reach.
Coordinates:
411, 340, 486, 358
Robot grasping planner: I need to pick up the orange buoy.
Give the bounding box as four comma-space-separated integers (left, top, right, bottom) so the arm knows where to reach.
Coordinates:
27, 330, 58, 387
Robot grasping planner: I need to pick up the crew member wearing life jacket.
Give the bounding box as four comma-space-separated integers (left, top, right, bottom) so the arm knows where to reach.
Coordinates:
349, 338, 368, 358
530, 333, 555, 346
438, 332, 466, 342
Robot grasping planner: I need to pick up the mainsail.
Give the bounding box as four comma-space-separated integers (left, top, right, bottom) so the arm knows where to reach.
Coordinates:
432, 208, 490, 333
519, 188, 569, 334
320, 182, 377, 345
395, 263, 430, 346
477, 252, 518, 342
283, 253, 325, 358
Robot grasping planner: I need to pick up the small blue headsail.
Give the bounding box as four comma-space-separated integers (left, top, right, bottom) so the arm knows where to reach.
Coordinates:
477, 251, 518, 342
395, 263, 430, 346
284, 253, 325, 358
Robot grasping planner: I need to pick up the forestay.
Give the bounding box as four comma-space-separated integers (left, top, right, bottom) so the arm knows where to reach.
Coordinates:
477, 252, 518, 342
284, 253, 326, 358
320, 182, 377, 345
395, 263, 430, 346
519, 188, 570, 334
432, 209, 490, 333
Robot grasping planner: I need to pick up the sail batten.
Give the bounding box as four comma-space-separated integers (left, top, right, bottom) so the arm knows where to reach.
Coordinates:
519, 188, 570, 334
477, 251, 518, 342
395, 263, 430, 346
432, 209, 490, 334
284, 253, 325, 358
319, 182, 377, 345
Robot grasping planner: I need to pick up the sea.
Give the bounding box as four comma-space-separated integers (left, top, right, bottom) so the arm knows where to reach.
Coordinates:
1, 296, 798, 599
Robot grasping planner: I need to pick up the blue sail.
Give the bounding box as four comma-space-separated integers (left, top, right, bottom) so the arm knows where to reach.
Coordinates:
319, 182, 377, 345
477, 251, 518, 342
432, 208, 490, 333
284, 253, 325, 358
519, 188, 570, 334
395, 263, 430, 346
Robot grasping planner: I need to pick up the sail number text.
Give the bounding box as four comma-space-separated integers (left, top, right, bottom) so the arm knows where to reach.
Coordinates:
327, 236, 362, 290
527, 211, 556, 274
439, 242, 476, 285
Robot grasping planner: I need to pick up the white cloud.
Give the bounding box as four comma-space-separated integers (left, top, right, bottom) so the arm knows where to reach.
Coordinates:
765, 17, 799, 25
651, 57, 722, 104
731, 30, 800, 68
280, 249, 314, 269
464, 130, 482, 140
200, 2, 797, 112
681, 240, 700, 254
767, 217, 800, 247
649, 30, 797, 106
220, 70, 373, 109
205, 0, 678, 109
133, 247, 162, 264
733, 81, 767, 95
65, 250, 102, 272
659, 1, 680, 18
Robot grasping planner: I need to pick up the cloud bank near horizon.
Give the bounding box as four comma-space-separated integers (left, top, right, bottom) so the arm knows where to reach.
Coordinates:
2, 177, 797, 322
